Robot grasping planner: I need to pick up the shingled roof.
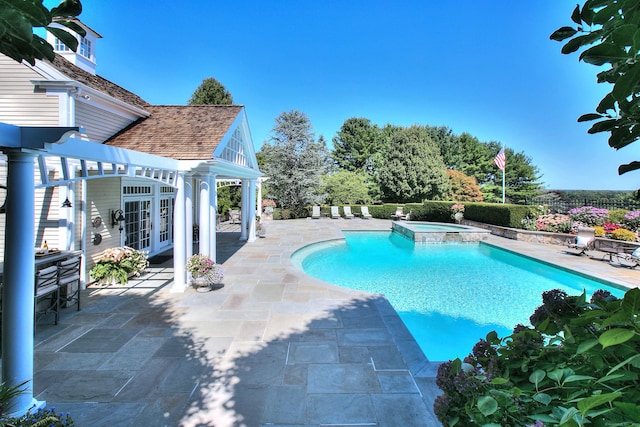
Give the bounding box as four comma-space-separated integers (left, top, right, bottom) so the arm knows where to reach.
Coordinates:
49, 54, 150, 111
105, 105, 244, 160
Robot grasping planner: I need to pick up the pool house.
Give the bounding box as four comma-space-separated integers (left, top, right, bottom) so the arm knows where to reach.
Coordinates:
0, 19, 263, 415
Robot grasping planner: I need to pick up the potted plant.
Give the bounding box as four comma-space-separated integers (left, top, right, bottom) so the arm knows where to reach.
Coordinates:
256, 216, 266, 237
186, 254, 224, 291
90, 246, 148, 285
451, 203, 465, 223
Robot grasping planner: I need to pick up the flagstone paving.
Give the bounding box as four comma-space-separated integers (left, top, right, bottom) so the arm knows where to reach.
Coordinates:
19, 218, 640, 426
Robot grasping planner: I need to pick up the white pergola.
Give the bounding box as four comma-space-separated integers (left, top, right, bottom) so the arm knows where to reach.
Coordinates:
0, 122, 260, 416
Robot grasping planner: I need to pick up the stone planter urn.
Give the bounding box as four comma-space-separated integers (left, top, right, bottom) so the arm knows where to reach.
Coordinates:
454, 212, 464, 224
192, 276, 214, 292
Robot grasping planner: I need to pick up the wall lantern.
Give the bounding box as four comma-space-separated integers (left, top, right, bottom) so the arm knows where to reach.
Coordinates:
111, 209, 125, 231
61, 197, 72, 208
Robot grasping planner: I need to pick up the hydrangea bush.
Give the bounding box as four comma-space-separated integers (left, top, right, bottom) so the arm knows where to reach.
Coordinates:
567, 206, 609, 226
90, 246, 148, 284
623, 210, 640, 231
434, 288, 640, 427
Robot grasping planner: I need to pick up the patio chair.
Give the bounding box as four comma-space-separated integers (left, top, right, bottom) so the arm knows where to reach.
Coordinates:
343, 206, 354, 219
361, 206, 372, 219
613, 246, 640, 268
330, 206, 340, 219
58, 255, 82, 311
311, 206, 321, 219
35, 265, 61, 326
565, 226, 595, 256
229, 209, 241, 224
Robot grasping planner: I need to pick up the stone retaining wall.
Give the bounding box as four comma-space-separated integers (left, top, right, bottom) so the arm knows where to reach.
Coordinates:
464, 220, 640, 252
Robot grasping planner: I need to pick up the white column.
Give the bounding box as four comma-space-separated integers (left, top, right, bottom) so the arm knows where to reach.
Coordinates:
257, 179, 263, 218
198, 177, 210, 257
171, 172, 187, 292
208, 175, 217, 262
240, 179, 249, 241
247, 179, 257, 242
185, 176, 193, 262
1, 150, 43, 416
59, 184, 74, 251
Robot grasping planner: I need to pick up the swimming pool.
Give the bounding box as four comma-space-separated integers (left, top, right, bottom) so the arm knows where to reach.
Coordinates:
291, 231, 626, 361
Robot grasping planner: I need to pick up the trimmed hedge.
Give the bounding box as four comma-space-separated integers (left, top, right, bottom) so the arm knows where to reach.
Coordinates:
272, 202, 531, 228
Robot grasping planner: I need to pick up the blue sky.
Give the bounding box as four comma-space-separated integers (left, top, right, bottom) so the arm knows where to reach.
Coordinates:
54, 0, 640, 190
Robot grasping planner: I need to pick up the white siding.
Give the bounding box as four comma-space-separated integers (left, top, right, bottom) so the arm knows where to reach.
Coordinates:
85, 177, 122, 276
76, 103, 136, 142
0, 55, 59, 126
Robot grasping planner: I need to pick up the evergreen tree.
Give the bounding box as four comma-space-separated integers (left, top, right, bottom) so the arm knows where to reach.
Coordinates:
377, 126, 450, 202
332, 118, 385, 174
188, 77, 233, 105
260, 110, 329, 211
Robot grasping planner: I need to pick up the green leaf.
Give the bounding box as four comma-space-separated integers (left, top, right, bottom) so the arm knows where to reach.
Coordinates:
576, 338, 599, 353
563, 374, 595, 383
619, 161, 640, 175
634, 28, 640, 52
558, 407, 580, 425
0, 0, 50, 26
577, 113, 603, 122
533, 392, 552, 405
599, 328, 636, 348
607, 354, 640, 376
588, 118, 619, 134
571, 4, 582, 25
596, 93, 616, 113
490, 377, 508, 385
577, 392, 622, 414
50, 0, 82, 18
622, 287, 640, 316
561, 31, 603, 54
529, 369, 546, 386
611, 24, 637, 47
551, 26, 578, 42
612, 63, 640, 102
477, 396, 498, 416
47, 26, 78, 51
592, 3, 620, 25
547, 369, 564, 382
580, 42, 628, 66
613, 402, 640, 423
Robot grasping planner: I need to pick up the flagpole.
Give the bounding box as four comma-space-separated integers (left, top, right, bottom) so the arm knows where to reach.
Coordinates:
502, 167, 505, 204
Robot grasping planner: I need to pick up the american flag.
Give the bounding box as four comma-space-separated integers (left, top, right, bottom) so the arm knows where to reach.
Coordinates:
494, 148, 506, 170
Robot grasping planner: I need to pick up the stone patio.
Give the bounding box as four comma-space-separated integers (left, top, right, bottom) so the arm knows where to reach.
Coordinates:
11, 218, 640, 426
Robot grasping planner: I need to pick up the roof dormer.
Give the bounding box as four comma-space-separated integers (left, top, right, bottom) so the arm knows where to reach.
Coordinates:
46, 19, 102, 75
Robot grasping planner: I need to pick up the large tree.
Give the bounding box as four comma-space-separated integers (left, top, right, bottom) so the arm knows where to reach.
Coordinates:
551, 1, 640, 176
332, 117, 385, 174
0, 0, 85, 65
377, 126, 450, 202
483, 143, 543, 203
188, 77, 233, 105
260, 110, 329, 210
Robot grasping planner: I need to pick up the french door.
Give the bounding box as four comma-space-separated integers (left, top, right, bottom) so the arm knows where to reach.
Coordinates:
124, 198, 152, 252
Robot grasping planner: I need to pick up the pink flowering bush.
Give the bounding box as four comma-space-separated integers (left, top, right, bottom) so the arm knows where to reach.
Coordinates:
567, 206, 609, 226
535, 214, 572, 233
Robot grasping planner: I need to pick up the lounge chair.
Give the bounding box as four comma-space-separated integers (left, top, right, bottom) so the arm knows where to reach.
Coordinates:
613, 246, 640, 268
343, 206, 354, 219
565, 226, 595, 256
361, 206, 372, 219
330, 206, 340, 219
391, 207, 404, 220
311, 206, 321, 219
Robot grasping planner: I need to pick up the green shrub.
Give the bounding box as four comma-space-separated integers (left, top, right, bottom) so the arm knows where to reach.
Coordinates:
611, 228, 637, 242
464, 203, 530, 228
435, 288, 640, 427
90, 246, 148, 284
608, 208, 629, 225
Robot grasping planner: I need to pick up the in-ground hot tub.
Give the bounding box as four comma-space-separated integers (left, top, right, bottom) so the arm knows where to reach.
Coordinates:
392, 221, 491, 243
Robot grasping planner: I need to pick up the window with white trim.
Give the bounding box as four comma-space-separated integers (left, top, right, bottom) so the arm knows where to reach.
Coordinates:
54, 38, 69, 51
80, 37, 92, 59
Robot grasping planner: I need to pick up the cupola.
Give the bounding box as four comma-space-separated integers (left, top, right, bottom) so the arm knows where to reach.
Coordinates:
46, 18, 102, 75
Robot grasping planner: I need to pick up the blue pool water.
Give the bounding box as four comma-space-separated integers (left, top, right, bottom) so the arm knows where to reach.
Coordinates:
291, 231, 626, 361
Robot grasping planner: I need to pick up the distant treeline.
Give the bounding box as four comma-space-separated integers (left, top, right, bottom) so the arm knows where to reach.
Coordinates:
527, 190, 640, 212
